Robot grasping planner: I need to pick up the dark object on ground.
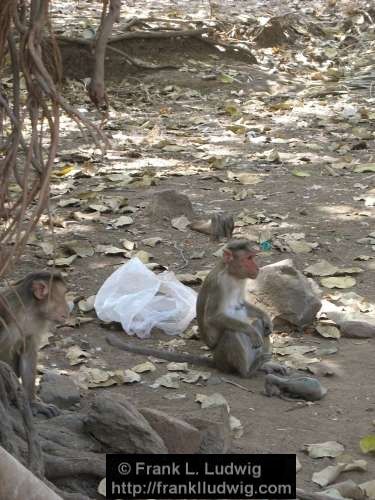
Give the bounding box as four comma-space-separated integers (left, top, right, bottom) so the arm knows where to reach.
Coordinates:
264, 374, 327, 401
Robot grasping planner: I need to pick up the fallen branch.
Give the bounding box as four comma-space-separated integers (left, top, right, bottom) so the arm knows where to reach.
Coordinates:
107, 45, 178, 70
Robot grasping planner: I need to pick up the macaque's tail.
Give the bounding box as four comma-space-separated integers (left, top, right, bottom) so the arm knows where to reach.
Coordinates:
106, 334, 214, 367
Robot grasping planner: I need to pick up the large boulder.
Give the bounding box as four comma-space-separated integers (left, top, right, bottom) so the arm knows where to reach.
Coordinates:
84, 392, 167, 454
39, 373, 80, 410
186, 406, 231, 454
140, 408, 202, 454
147, 190, 194, 221
249, 259, 321, 330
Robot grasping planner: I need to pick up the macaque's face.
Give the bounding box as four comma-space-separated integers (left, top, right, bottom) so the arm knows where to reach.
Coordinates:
225, 250, 259, 280
32, 279, 70, 324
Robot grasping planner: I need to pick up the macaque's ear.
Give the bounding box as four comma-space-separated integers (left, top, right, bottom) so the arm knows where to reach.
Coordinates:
223, 249, 234, 263
31, 280, 49, 300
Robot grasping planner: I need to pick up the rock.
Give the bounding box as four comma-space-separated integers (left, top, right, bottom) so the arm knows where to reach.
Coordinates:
84, 392, 167, 453
140, 408, 202, 454
36, 413, 101, 454
249, 259, 322, 329
186, 406, 231, 454
39, 372, 80, 410
147, 190, 194, 221
340, 320, 375, 338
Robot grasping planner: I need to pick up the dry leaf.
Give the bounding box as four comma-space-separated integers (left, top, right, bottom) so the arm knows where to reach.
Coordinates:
98, 478, 106, 497
313, 460, 367, 487
321, 276, 356, 289
360, 435, 375, 454
62, 240, 94, 258
96, 245, 126, 255
163, 393, 187, 401
195, 393, 230, 411
75, 367, 130, 389
58, 198, 80, 207
292, 169, 311, 177
230, 415, 244, 439
284, 354, 321, 371
133, 250, 152, 263
171, 216, 190, 232
49, 255, 77, 267
176, 273, 202, 285
123, 369, 141, 383
121, 239, 135, 251
305, 260, 339, 277
66, 346, 90, 366
142, 237, 162, 247
312, 465, 346, 487
316, 322, 341, 339
182, 370, 211, 384
354, 163, 375, 173
39, 242, 55, 256
78, 295, 96, 313
305, 441, 345, 459
167, 362, 189, 372
151, 373, 180, 389
360, 480, 375, 499
131, 362, 156, 373
113, 216, 134, 227
274, 345, 316, 356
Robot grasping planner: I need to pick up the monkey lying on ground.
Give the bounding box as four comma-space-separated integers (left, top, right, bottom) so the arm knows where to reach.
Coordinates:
264, 374, 327, 401
0, 271, 70, 417
107, 239, 287, 378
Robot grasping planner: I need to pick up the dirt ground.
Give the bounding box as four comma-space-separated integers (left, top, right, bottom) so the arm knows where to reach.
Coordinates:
4, 0, 375, 496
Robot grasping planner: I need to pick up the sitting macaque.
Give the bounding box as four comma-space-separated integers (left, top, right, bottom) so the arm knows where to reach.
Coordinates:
107, 239, 286, 378
196, 238, 286, 376
0, 271, 70, 417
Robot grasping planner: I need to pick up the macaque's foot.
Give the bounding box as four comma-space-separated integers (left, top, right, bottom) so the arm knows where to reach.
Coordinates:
261, 361, 289, 376
32, 401, 60, 418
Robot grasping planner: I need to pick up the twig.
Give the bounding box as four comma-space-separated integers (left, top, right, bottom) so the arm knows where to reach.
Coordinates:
221, 377, 254, 393
57, 28, 208, 46
106, 45, 178, 70
285, 401, 311, 411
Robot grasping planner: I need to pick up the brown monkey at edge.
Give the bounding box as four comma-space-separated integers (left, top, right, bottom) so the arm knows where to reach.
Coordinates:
0, 271, 70, 417
107, 239, 287, 378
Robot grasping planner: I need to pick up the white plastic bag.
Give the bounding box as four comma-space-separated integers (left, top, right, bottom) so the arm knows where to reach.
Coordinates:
94, 258, 197, 338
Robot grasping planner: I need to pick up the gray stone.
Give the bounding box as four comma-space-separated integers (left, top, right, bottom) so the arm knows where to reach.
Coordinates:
84, 392, 167, 453
39, 372, 80, 410
147, 190, 194, 220
340, 320, 375, 338
140, 408, 202, 454
249, 259, 322, 329
186, 406, 231, 454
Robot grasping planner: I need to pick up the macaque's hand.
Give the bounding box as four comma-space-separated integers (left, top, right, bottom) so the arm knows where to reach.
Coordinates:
248, 330, 264, 348
263, 318, 272, 337
262, 362, 289, 376
32, 401, 60, 418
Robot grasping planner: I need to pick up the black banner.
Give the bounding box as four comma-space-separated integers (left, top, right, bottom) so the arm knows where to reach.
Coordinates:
106, 454, 296, 499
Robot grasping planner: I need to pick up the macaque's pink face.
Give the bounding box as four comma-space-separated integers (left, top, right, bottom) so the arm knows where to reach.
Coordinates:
32, 279, 70, 324
224, 249, 259, 280
239, 252, 259, 279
